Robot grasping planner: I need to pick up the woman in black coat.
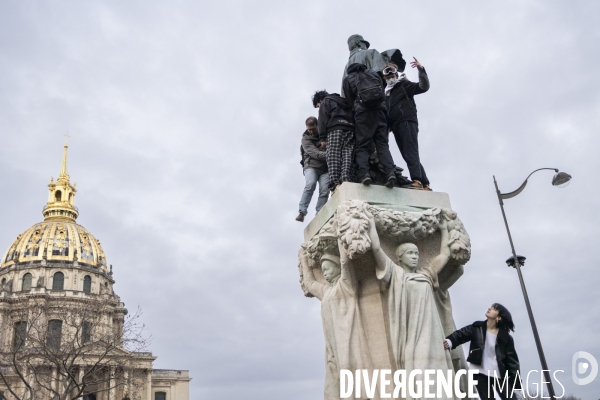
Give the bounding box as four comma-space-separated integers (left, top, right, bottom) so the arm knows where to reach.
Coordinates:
444, 303, 521, 400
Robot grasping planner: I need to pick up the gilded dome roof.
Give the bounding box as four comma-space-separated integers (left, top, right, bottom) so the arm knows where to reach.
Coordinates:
1, 220, 108, 270
0, 143, 109, 271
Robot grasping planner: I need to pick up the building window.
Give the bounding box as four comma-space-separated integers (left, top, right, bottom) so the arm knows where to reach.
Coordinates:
22, 273, 32, 291
155, 392, 166, 400
13, 321, 27, 350
83, 275, 91, 294
46, 320, 62, 350
82, 321, 92, 344
55, 190, 62, 202
52, 272, 64, 290
52, 247, 69, 256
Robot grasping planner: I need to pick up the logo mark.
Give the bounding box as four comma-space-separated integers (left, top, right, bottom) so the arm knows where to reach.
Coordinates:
572, 351, 598, 385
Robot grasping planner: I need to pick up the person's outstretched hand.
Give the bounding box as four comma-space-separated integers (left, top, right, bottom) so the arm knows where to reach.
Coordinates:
410, 57, 424, 70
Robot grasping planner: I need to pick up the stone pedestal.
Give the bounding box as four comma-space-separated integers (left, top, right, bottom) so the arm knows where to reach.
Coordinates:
305, 183, 452, 241
299, 183, 472, 400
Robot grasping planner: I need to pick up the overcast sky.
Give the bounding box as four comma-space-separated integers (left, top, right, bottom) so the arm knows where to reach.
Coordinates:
0, 1, 599, 399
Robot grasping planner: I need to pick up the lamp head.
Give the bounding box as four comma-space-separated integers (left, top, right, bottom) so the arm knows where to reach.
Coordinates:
552, 171, 572, 188
506, 255, 526, 268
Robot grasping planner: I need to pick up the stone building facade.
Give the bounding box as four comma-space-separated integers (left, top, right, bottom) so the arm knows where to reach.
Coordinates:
0, 144, 190, 400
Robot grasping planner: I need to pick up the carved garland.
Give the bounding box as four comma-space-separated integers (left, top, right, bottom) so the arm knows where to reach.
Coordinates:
299, 200, 471, 296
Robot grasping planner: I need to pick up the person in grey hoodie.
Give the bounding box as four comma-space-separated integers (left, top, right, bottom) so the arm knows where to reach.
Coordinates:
297, 116, 329, 222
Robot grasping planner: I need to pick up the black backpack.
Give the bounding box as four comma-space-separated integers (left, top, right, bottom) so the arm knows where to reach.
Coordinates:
356, 70, 384, 108
326, 95, 351, 111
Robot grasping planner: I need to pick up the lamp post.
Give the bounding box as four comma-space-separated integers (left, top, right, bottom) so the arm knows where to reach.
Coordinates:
493, 168, 572, 400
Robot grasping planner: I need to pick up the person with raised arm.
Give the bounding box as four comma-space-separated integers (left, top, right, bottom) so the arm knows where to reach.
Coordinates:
444, 305, 521, 400
382, 57, 432, 191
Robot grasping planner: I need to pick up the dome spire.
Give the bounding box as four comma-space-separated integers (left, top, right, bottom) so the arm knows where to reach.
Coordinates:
59, 133, 69, 181
43, 141, 79, 221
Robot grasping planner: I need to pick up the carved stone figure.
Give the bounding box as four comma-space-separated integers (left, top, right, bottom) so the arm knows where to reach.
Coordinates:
300, 244, 371, 398
369, 213, 456, 399
36, 276, 45, 288
299, 199, 472, 399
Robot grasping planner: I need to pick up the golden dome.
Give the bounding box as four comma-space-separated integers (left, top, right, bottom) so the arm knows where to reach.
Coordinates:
0, 220, 109, 270
1, 143, 109, 271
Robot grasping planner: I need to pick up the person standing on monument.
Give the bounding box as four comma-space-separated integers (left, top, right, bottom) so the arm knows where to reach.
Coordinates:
444, 304, 521, 400
343, 63, 397, 187
296, 117, 329, 222
383, 58, 432, 191
311, 90, 355, 192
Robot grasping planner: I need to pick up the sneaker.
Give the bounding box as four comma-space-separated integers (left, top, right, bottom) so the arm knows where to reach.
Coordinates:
385, 175, 397, 188
402, 181, 424, 190
423, 185, 432, 192
295, 213, 305, 222
361, 175, 372, 185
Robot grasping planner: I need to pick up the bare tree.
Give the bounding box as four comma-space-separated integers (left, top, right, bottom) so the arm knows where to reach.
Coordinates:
0, 295, 151, 400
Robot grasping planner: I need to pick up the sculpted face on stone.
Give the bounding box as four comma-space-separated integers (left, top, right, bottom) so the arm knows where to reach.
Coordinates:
396, 242, 419, 271
337, 200, 372, 259
321, 257, 341, 284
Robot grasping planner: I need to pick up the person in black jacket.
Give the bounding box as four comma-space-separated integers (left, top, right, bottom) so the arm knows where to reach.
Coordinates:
296, 116, 329, 222
444, 304, 522, 400
312, 90, 355, 192
383, 58, 431, 191
342, 63, 397, 187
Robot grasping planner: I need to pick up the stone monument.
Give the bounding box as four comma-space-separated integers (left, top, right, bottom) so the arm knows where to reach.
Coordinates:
298, 183, 472, 399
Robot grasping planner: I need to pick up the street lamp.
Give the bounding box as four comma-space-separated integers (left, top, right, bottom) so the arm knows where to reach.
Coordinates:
493, 168, 572, 400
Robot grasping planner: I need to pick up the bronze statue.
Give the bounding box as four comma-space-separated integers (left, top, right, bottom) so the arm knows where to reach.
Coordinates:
341, 34, 406, 96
